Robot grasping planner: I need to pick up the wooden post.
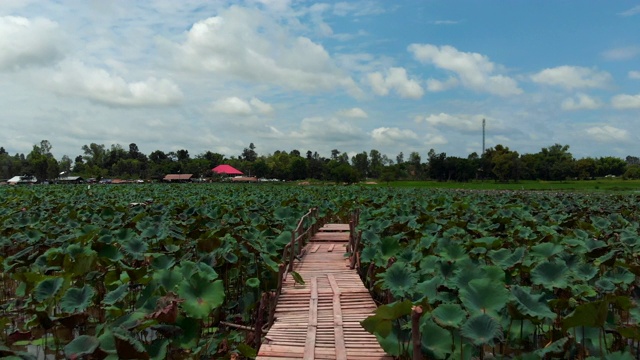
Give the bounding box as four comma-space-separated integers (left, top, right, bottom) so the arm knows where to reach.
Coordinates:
288, 232, 295, 272
349, 230, 361, 269
412, 306, 423, 360
254, 292, 268, 348
267, 291, 276, 327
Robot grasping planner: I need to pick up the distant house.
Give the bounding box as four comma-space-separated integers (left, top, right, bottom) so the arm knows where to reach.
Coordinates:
163, 174, 193, 182
57, 176, 84, 184
7, 175, 38, 185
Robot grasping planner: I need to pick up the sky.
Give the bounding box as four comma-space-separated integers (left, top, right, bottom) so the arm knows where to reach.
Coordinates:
1, 1, 639, 161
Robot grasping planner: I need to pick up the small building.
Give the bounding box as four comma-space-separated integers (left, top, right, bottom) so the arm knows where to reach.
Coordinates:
163, 174, 193, 182
7, 175, 38, 185
57, 176, 84, 184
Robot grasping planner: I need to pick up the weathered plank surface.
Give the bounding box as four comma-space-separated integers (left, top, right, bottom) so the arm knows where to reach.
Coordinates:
257, 225, 391, 360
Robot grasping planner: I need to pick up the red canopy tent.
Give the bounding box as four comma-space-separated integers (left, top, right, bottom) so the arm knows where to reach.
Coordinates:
212, 164, 243, 175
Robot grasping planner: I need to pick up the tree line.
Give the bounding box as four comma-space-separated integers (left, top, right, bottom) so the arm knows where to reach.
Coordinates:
1, 140, 640, 183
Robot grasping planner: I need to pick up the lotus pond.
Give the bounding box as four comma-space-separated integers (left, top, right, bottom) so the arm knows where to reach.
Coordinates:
1, 184, 639, 359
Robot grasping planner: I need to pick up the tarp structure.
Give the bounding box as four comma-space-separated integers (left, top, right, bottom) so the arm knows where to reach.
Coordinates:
212, 164, 243, 175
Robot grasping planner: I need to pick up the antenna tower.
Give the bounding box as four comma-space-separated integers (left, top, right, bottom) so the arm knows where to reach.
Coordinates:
482, 118, 486, 155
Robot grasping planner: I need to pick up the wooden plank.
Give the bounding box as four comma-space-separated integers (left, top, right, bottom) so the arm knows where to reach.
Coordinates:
328, 274, 347, 360
303, 277, 318, 359
327, 244, 335, 252
311, 244, 321, 253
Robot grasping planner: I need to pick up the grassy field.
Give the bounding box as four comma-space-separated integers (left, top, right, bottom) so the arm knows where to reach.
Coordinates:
371, 178, 640, 192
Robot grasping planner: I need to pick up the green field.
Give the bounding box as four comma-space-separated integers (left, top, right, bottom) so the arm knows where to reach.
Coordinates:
376, 178, 640, 192
1, 184, 639, 359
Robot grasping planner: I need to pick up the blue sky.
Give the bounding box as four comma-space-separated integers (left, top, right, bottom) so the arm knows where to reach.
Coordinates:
1, 1, 639, 161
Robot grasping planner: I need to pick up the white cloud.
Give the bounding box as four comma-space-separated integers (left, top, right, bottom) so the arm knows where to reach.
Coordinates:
291, 117, 364, 141
424, 133, 448, 146
366, 67, 424, 99
585, 126, 630, 142
629, 70, 640, 79
371, 127, 419, 145
249, 98, 274, 114
171, 7, 361, 96
426, 77, 458, 92
47, 60, 183, 107
0, 16, 65, 70
408, 44, 522, 96
212, 96, 274, 115
530, 66, 612, 89
561, 93, 602, 110
611, 93, 640, 109
602, 46, 640, 61
619, 5, 640, 16
338, 107, 368, 118
416, 113, 486, 133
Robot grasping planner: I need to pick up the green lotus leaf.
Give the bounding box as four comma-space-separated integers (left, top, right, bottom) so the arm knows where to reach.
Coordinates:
562, 300, 608, 331
361, 300, 412, 338
178, 276, 224, 319
223, 251, 238, 264
604, 267, 635, 286
530, 242, 563, 259
246, 278, 260, 288
60, 285, 95, 313
573, 263, 598, 281
459, 278, 509, 317
150, 254, 175, 270
377, 261, 418, 298
414, 275, 443, 303
595, 278, 616, 293
460, 313, 503, 346
114, 228, 136, 242
103, 283, 130, 305
33, 277, 64, 302
379, 236, 402, 261
440, 243, 468, 262
360, 246, 377, 264
64, 335, 100, 358
274, 231, 292, 246
531, 260, 570, 289
123, 238, 148, 260
510, 286, 555, 320
432, 303, 467, 328
420, 317, 453, 359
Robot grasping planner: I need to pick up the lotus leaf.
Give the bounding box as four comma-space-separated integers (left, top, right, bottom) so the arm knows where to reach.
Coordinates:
459, 278, 509, 317
460, 313, 503, 346
178, 276, 224, 319
246, 278, 260, 288
510, 286, 555, 320
60, 285, 95, 313
378, 261, 418, 298
530, 242, 563, 259
431, 303, 467, 328
562, 300, 608, 331
361, 300, 412, 338
103, 283, 130, 305
33, 277, 64, 302
63, 335, 100, 358
531, 260, 570, 289
420, 317, 453, 358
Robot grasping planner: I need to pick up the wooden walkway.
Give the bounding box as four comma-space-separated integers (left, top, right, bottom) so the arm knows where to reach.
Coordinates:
257, 224, 391, 360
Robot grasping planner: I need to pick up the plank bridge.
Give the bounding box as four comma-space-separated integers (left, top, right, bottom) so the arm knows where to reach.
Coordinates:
256, 210, 390, 360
